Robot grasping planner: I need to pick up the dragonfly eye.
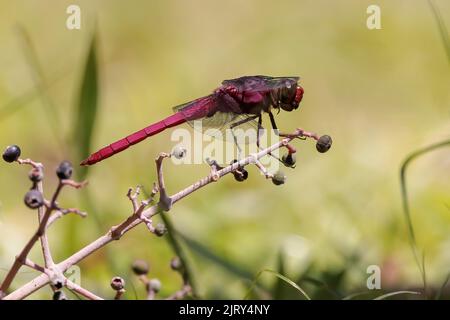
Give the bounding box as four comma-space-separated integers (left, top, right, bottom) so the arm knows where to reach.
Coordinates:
278, 86, 297, 111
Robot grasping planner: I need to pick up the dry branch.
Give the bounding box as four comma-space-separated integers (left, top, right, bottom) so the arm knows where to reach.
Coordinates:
1, 128, 327, 300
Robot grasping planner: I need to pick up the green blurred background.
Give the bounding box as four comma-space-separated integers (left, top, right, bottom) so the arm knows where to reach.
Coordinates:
0, 0, 449, 299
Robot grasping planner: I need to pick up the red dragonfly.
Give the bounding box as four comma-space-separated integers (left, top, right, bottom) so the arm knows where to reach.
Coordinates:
81, 75, 304, 166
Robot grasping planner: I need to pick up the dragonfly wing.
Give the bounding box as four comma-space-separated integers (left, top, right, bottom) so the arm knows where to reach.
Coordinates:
203, 114, 260, 144
174, 106, 259, 144
202, 111, 239, 128
172, 94, 218, 121
173, 91, 244, 128
222, 75, 299, 92
172, 88, 260, 143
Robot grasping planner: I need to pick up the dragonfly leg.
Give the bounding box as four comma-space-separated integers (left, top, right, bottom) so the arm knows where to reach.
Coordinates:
229, 114, 259, 159
268, 111, 318, 141
268, 111, 279, 134
265, 112, 294, 166
256, 115, 282, 164
256, 115, 262, 148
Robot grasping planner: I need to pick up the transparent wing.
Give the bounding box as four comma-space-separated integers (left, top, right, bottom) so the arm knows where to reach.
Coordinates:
222, 75, 299, 92
172, 94, 218, 121
172, 90, 261, 144
173, 94, 240, 127
201, 111, 240, 128
198, 113, 260, 144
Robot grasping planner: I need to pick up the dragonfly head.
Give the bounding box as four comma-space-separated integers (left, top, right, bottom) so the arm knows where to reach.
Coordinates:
277, 85, 304, 112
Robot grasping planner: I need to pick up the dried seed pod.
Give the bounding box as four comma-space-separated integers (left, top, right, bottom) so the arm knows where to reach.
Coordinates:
110, 277, 125, 291
316, 135, 332, 153
172, 146, 187, 159
154, 223, 167, 237
28, 167, 44, 183
272, 171, 287, 186
24, 190, 44, 209
132, 260, 149, 276
147, 278, 161, 293
170, 257, 183, 271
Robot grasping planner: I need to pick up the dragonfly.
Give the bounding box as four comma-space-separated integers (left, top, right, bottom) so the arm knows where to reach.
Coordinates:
80, 75, 304, 166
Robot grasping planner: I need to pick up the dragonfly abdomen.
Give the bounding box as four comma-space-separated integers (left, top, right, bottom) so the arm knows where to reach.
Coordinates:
80, 112, 186, 166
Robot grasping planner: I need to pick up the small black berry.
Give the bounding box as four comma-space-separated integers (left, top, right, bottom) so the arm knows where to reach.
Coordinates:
110, 277, 125, 291
2, 145, 21, 163
272, 171, 287, 186
316, 135, 332, 153
56, 161, 73, 180
282, 153, 296, 167
132, 260, 149, 276
230, 160, 248, 182
24, 190, 44, 209
233, 168, 248, 182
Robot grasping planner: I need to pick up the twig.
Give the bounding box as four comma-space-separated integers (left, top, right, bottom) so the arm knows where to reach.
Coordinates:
22, 258, 48, 275
166, 285, 192, 300
36, 177, 55, 269
65, 279, 103, 300
16, 158, 43, 169
114, 289, 125, 300
61, 179, 88, 189
47, 208, 87, 228
127, 186, 141, 213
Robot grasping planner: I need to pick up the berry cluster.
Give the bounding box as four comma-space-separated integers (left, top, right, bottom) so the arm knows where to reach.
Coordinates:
110, 257, 190, 300
2, 145, 75, 211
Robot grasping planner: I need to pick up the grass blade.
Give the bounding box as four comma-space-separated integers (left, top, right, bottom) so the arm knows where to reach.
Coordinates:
435, 272, 450, 300
0, 67, 69, 122
373, 290, 420, 300
73, 31, 99, 179
15, 26, 64, 149
302, 275, 342, 299
272, 250, 286, 299
159, 213, 198, 297
0, 89, 38, 120
400, 139, 450, 293
428, 0, 450, 63
244, 269, 311, 300
176, 231, 255, 281
342, 291, 373, 300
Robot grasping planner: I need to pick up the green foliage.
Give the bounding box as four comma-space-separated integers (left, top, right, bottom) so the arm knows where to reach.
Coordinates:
72, 31, 99, 180
244, 268, 311, 300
